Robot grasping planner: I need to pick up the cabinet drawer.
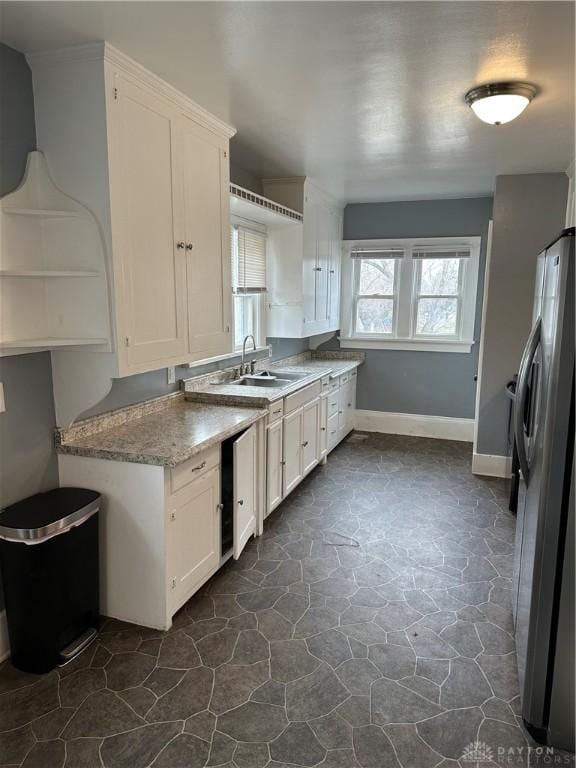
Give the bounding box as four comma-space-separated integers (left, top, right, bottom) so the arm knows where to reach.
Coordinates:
267, 400, 284, 424
284, 380, 321, 414
328, 394, 339, 417
339, 373, 349, 386
351, 369, 357, 378
329, 378, 339, 393
170, 445, 220, 494
328, 412, 339, 450
320, 375, 331, 393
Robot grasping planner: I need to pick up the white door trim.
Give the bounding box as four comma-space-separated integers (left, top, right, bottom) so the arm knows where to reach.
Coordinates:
473, 219, 494, 454
472, 452, 512, 478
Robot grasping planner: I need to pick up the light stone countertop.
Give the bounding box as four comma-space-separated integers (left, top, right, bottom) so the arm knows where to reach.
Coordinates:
56, 400, 266, 467
185, 359, 361, 407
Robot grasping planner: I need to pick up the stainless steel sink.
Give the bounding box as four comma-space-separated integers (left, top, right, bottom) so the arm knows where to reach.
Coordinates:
234, 377, 293, 388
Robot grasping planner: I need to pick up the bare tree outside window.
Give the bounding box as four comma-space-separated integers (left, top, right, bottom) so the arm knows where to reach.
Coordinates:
415, 258, 461, 335
355, 259, 396, 333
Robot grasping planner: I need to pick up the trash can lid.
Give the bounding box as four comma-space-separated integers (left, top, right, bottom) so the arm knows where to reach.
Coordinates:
0, 488, 100, 543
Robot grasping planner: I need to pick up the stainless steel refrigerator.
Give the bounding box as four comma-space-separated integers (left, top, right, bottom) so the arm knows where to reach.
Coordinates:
513, 227, 574, 752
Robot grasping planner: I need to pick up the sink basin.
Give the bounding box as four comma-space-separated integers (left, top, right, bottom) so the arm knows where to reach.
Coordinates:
266, 370, 309, 381
234, 377, 292, 388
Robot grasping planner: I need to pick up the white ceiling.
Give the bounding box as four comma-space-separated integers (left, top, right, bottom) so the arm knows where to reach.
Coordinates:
1, 1, 574, 202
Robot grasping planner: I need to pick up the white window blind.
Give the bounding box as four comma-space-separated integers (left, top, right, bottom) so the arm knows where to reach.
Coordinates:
232, 226, 267, 294
350, 247, 405, 259
412, 247, 471, 259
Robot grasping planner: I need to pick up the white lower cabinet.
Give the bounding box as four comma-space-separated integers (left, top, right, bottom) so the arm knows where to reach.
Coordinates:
168, 465, 220, 610
233, 426, 258, 559
283, 408, 304, 497
319, 393, 329, 458
264, 367, 358, 515
58, 422, 264, 631
302, 397, 321, 474
266, 418, 284, 515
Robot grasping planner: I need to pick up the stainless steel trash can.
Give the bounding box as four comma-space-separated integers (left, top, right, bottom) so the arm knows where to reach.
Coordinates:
0, 488, 100, 673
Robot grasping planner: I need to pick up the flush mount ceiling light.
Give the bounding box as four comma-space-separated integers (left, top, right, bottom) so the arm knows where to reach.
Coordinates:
465, 82, 537, 125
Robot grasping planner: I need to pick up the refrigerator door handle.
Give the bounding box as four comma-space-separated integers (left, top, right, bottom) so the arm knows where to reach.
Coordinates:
514, 316, 542, 485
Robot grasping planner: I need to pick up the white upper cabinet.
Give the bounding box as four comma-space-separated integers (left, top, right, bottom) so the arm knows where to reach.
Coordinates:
27, 42, 236, 379
180, 116, 232, 360
108, 73, 189, 369
262, 177, 343, 338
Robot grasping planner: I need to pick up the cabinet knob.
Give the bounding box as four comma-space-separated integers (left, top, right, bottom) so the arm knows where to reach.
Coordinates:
313, 267, 322, 272
320, 427, 326, 431
330, 269, 335, 274
338, 410, 343, 414
186, 243, 194, 250
302, 440, 309, 447
238, 499, 244, 506
176, 241, 185, 249
216, 503, 224, 512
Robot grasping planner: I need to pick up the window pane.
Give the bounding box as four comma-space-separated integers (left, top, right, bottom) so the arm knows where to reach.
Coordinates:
355, 298, 394, 333
419, 258, 460, 295
234, 295, 256, 349
416, 298, 458, 335
358, 259, 395, 295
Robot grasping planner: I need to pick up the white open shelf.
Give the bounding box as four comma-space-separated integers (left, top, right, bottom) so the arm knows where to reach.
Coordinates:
3, 208, 79, 218
0, 337, 108, 349
0, 151, 111, 355
230, 183, 303, 229
0, 269, 101, 277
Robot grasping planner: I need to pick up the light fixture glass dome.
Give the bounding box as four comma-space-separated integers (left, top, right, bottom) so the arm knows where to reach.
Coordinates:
465, 82, 537, 125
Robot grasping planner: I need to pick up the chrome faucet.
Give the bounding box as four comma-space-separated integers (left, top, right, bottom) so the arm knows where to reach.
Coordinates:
240, 334, 257, 376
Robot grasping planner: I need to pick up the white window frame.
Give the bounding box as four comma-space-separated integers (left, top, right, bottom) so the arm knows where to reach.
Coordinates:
231, 216, 267, 351
340, 236, 481, 353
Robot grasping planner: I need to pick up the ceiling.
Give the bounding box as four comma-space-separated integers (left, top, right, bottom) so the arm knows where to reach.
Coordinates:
1, 1, 574, 203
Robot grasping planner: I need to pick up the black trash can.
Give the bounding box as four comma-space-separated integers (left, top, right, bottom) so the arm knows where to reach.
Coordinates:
0, 488, 100, 673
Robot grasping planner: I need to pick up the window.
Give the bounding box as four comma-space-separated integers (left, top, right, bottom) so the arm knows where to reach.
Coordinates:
341, 237, 481, 352
231, 222, 267, 350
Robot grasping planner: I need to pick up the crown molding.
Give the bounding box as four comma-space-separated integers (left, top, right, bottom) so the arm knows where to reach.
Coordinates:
27, 41, 236, 140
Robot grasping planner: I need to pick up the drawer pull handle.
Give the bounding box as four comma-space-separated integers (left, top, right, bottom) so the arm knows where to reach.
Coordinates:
191, 460, 206, 473
272, 409, 282, 415
331, 401, 337, 406
302, 441, 309, 447
331, 430, 336, 435
339, 410, 343, 414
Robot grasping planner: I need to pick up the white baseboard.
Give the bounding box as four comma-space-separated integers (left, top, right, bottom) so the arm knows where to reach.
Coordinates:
353, 409, 474, 442
472, 452, 512, 478
0, 610, 10, 663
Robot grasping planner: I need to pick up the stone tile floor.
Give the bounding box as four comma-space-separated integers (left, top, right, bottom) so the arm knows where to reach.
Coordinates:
0, 433, 572, 767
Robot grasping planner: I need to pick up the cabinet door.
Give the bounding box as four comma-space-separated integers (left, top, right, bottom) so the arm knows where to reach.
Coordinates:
344, 379, 356, 433
302, 397, 320, 475
169, 467, 220, 609
266, 418, 284, 515
328, 212, 342, 329
180, 115, 232, 361
110, 74, 189, 374
314, 203, 330, 324
327, 411, 339, 451
320, 394, 329, 458
302, 191, 318, 328
233, 425, 257, 559
283, 407, 303, 496
338, 385, 348, 438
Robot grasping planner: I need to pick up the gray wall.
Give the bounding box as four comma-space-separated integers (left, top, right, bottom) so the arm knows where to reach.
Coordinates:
0, 44, 60, 611
321, 197, 493, 419
0, 43, 59, 509
476, 173, 568, 457
81, 337, 309, 418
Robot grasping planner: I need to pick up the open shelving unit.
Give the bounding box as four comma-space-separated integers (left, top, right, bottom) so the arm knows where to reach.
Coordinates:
0, 151, 110, 356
